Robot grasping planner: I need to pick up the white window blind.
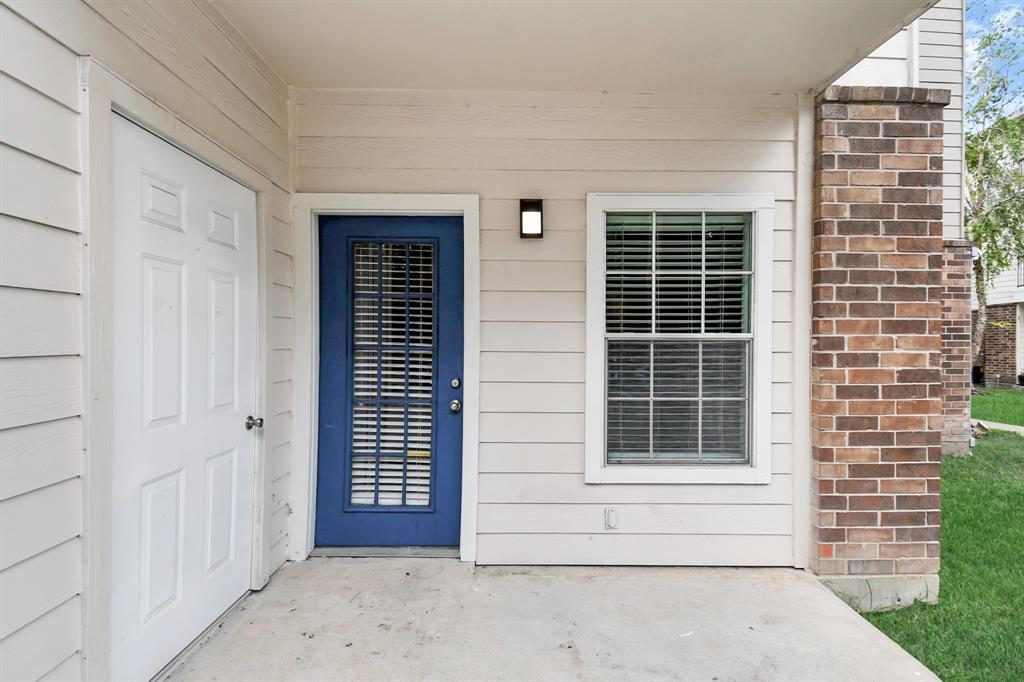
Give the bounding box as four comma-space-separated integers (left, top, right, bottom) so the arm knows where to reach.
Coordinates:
604, 212, 752, 464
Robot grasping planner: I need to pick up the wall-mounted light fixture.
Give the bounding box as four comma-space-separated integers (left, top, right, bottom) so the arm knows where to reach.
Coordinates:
520, 199, 543, 239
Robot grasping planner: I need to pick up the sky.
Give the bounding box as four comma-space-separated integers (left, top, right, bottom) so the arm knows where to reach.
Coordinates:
964, 0, 1023, 117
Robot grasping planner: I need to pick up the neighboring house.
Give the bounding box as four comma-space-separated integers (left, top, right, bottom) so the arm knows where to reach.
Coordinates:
0, 1, 965, 680
971, 110, 1024, 388
973, 259, 1024, 386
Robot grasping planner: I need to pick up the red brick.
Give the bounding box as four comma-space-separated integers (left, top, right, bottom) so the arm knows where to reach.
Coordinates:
849, 236, 896, 252
897, 138, 943, 154
882, 352, 928, 368
836, 512, 880, 527
849, 104, 897, 120
880, 479, 928, 494
848, 528, 894, 542
880, 511, 927, 526
835, 543, 878, 558
879, 415, 927, 431
836, 479, 879, 494
848, 400, 894, 416
896, 495, 940, 510
836, 319, 879, 334
880, 154, 929, 170
850, 171, 898, 186
849, 495, 895, 511
835, 447, 881, 462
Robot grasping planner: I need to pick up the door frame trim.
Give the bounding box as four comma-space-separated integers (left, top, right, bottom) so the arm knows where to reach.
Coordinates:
291, 193, 481, 562
82, 60, 275, 680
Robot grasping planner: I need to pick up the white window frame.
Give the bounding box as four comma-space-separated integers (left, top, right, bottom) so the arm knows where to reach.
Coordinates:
585, 193, 774, 485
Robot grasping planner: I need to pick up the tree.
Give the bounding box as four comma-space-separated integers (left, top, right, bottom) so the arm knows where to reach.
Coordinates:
965, 1, 1024, 365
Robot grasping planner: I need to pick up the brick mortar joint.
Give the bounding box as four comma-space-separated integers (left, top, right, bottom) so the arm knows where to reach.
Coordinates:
818, 85, 951, 106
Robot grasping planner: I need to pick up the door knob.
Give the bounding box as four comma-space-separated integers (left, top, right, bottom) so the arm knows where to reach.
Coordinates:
245, 415, 264, 430
449, 399, 462, 413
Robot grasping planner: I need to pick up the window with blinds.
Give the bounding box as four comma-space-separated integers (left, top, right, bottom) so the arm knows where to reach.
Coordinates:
605, 212, 752, 464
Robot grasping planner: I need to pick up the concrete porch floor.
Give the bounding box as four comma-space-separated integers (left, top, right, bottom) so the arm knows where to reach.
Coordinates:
166, 558, 936, 681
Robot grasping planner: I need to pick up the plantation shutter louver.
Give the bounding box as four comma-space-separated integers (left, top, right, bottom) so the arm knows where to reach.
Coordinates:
605, 212, 752, 464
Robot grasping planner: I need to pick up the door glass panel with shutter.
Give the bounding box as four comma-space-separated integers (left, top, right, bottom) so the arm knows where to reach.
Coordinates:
316, 216, 464, 547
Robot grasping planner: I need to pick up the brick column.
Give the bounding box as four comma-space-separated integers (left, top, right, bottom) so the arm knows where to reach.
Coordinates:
942, 240, 973, 454
811, 86, 950, 609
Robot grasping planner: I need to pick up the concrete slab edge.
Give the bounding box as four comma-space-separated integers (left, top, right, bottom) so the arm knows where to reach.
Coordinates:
977, 420, 1024, 437
819, 574, 940, 612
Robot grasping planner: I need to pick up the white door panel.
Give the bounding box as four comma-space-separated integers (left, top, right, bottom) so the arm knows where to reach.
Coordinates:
111, 115, 258, 681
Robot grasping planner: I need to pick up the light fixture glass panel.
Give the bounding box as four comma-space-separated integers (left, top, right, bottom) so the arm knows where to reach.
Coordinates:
521, 211, 542, 235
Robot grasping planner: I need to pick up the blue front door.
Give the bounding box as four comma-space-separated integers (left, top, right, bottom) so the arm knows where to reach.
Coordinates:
316, 215, 464, 547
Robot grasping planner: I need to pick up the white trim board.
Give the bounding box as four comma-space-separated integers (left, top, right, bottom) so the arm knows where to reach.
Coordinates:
584, 192, 775, 485
792, 96, 814, 569
291, 193, 481, 562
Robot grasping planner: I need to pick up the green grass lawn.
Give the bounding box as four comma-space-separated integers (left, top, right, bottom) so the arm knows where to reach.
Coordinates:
865, 430, 1024, 681
971, 388, 1024, 427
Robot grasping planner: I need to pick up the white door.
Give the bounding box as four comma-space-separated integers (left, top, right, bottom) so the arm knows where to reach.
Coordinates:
110, 115, 259, 681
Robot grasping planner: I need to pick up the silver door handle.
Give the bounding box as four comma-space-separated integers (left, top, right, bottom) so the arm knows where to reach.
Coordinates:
245, 415, 264, 430
449, 399, 462, 413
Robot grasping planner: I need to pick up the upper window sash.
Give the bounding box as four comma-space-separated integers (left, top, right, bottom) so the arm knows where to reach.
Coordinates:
605, 211, 752, 338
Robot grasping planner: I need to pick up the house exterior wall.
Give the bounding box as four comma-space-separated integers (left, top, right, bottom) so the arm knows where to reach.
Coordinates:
971, 261, 1022, 385
0, 1, 293, 679
918, 0, 965, 242
0, 0, 968, 675
837, 0, 964, 240
0, 9, 85, 680
975, 303, 1022, 387
835, 27, 918, 88
978, 260, 1024, 308
294, 87, 809, 566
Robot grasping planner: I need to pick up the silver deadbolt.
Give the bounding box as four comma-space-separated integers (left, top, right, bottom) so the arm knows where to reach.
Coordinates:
245, 415, 264, 430
449, 399, 462, 413
450, 377, 461, 388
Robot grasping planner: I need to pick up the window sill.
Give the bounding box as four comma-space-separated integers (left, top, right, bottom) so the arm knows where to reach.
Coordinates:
584, 464, 771, 485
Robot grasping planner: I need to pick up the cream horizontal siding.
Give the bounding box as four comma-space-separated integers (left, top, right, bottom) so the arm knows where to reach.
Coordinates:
1, 1, 294, 677
834, 27, 914, 87
0, 7, 84, 679
8, 0, 290, 189
976, 264, 1023, 308
475, 534, 794, 566
919, 0, 964, 239
295, 88, 799, 566
835, 2, 964, 239
268, 187, 295, 569
478, 504, 793, 535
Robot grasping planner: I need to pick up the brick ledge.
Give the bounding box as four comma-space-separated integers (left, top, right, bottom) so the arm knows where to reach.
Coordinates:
820, 85, 951, 106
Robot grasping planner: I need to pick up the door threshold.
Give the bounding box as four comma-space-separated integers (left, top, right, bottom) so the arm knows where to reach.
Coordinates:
310, 546, 460, 559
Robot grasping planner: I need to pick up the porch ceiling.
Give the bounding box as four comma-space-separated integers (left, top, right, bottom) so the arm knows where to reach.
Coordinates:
211, 0, 936, 94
